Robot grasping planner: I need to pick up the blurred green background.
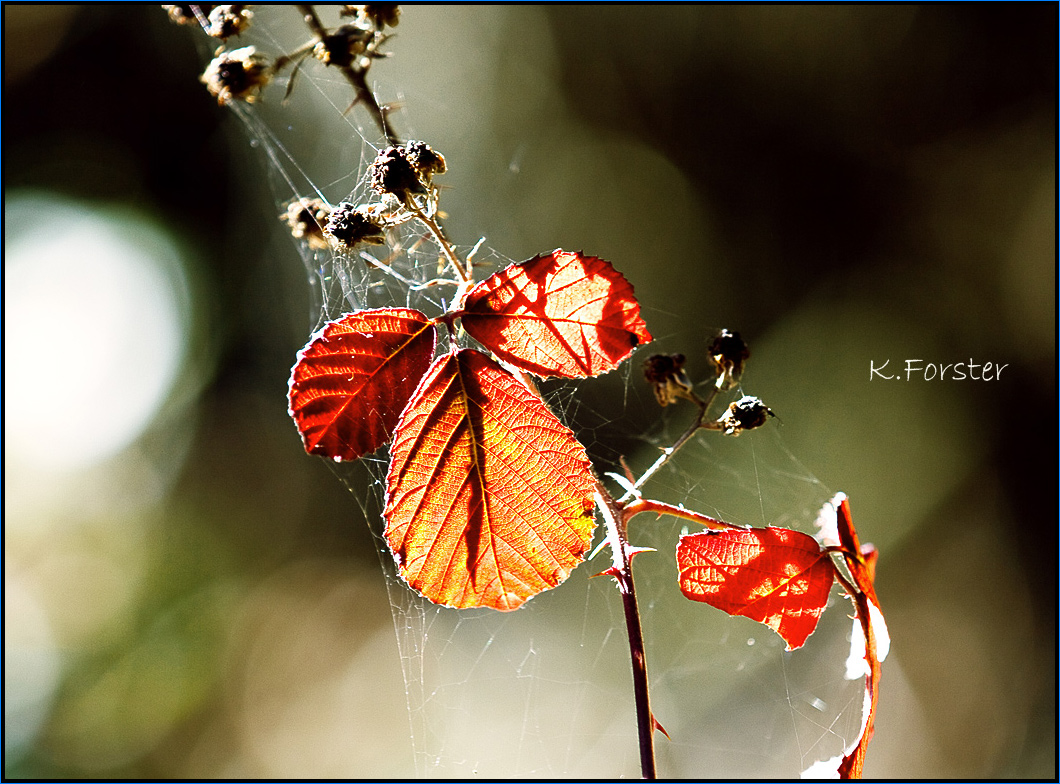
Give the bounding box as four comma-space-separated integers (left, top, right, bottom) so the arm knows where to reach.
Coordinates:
5, 4, 1055, 779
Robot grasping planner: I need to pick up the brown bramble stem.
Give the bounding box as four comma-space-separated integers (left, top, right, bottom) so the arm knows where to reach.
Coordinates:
273, 41, 316, 72
600, 377, 751, 778
477, 369, 658, 780
594, 486, 657, 780
825, 557, 879, 778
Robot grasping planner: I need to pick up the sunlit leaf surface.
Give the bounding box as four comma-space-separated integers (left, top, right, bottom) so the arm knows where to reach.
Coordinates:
288, 308, 436, 461
677, 526, 834, 650
384, 349, 597, 610
459, 249, 652, 378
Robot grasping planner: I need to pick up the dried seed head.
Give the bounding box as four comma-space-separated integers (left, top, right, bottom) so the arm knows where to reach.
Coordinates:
342, 4, 401, 29
324, 202, 387, 249
643, 353, 693, 406
201, 46, 272, 104
283, 197, 333, 251
313, 24, 372, 68
404, 140, 447, 179
369, 145, 428, 202
205, 4, 252, 39
164, 5, 214, 27
708, 329, 750, 390
717, 395, 774, 435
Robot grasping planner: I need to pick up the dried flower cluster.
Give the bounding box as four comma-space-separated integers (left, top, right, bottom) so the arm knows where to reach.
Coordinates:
169, 3, 422, 252
324, 202, 387, 249
369, 141, 446, 204
343, 3, 401, 29
200, 45, 271, 104
205, 4, 252, 38
171, 4, 399, 125
276, 140, 449, 253
643, 329, 773, 437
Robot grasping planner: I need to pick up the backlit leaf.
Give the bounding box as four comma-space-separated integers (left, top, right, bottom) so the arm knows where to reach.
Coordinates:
677, 527, 835, 650
288, 308, 435, 461
458, 249, 652, 378
384, 348, 597, 610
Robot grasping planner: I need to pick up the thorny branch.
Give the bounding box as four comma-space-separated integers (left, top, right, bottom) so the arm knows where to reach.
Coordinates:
173, 6, 877, 780
595, 487, 658, 780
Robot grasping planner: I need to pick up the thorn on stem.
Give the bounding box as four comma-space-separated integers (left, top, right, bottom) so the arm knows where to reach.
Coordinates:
652, 714, 671, 740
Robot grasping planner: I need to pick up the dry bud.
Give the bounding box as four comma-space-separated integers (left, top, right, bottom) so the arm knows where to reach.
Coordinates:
717, 395, 774, 435
643, 353, 693, 406
404, 140, 447, 179
163, 5, 214, 27
283, 197, 333, 251
367, 141, 447, 207
313, 24, 373, 68
708, 329, 750, 390
205, 4, 251, 39
201, 46, 272, 104
343, 4, 401, 28
324, 202, 387, 249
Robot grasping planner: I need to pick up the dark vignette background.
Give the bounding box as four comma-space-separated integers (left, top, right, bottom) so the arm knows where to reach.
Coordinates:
4, 4, 1055, 779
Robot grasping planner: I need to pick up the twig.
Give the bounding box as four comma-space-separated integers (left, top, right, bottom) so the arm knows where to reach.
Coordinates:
406, 203, 475, 311
621, 376, 726, 502
622, 497, 746, 531
595, 486, 657, 779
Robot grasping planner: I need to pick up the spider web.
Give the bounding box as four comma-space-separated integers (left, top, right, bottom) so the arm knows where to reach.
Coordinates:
198, 6, 866, 777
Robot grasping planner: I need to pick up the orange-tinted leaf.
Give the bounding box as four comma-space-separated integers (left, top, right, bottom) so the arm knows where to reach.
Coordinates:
288, 308, 435, 461
384, 348, 597, 610
677, 527, 835, 650
458, 249, 652, 378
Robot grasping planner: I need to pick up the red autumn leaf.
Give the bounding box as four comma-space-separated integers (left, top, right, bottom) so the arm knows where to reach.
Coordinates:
457, 249, 652, 378
288, 308, 436, 461
384, 348, 597, 610
677, 527, 835, 650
